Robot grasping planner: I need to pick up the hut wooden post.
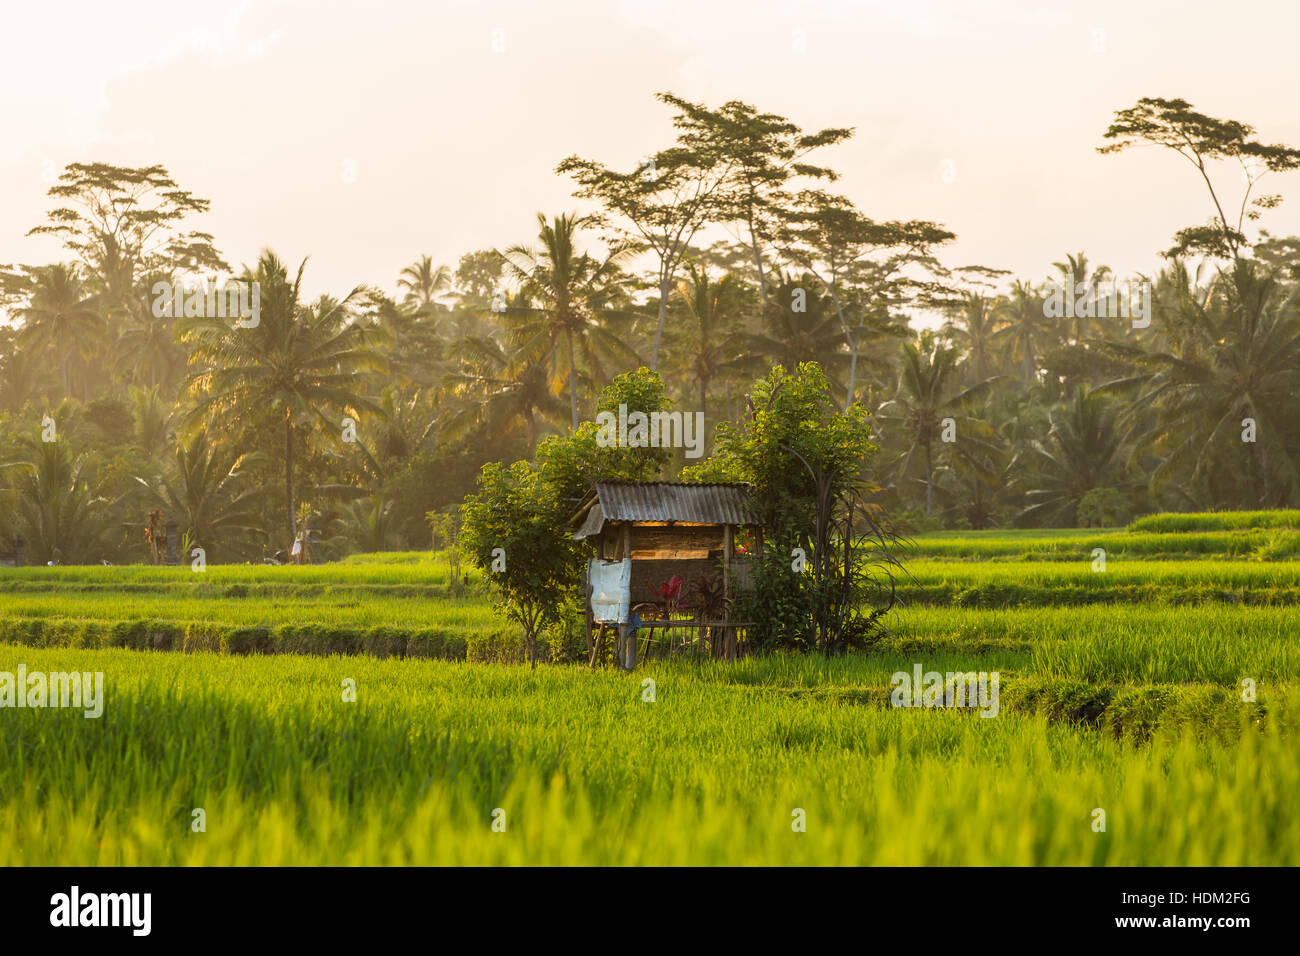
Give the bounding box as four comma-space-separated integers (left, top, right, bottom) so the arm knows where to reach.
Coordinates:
623, 623, 636, 669
619, 522, 633, 669
722, 525, 733, 605
722, 524, 735, 660
583, 561, 594, 657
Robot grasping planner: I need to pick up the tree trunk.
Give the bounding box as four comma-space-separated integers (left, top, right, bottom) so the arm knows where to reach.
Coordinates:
285, 413, 296, 547
844, 334, 859, 409
566, 328, 579, 431
748, 208, 768, 309
650, 272, 671, 370
827, 286, 856, 408
925, 439, 934, 514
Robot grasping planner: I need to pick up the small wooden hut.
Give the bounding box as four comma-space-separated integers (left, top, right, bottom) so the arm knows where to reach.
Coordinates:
567, 482, 764, 667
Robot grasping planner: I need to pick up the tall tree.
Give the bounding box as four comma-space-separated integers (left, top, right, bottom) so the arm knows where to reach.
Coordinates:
740, 273, 849, 393
16, 264, 103, 397
995, 280, 1050, 382
655, 95, 853, 309
1050, 251, 1111, 344
134, 431, 265, 562
3, 439, 119, 564
666, 263, 749, 422
498, 213, 637, 430
877, 332, 1004, 514
1104, 260, 1300, 506
178, 251, 389, 546
1099, 97, 1300, 261
1016, 388, 1129, 526
942, 291, 1002, 382
28, 163, 227, 322
558, 93, 735, 369
398, 255, 452, 313
443, 309, 568, 453
775, 189, 954, 406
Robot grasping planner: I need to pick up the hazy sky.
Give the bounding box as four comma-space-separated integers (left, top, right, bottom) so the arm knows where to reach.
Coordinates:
4, 0, 1299, 307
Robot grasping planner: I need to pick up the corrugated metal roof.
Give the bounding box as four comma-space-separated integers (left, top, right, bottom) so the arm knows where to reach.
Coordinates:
573, 501, 606, 540
593, 482, 762, 526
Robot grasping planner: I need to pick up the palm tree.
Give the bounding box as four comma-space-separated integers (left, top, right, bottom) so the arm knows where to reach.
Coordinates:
134, 431, 265, 562
1050, 251, 1112, 344
113, 270, 186, 391
1105, 259, 1300, 506
363, 288, 446, 388
994, 280, 1049, 382
17, 264, 102, 397
443, 314, 569, 453
499, 213, 638, 430
739, 273, 848, 392
877, 331, 1004, 514
942, 291, 1002, 381
2, 440, 118, 564
325, 496, 398, 555
128, 384, 173, 459
1015, 387, 1128, 526
665, 264, 749, 421
179, 250, 389, 547
0, 334, 54, 411
397, 255, 452, 313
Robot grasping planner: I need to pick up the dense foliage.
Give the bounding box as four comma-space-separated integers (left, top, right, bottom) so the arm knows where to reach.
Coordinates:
3, 94, 1300, 564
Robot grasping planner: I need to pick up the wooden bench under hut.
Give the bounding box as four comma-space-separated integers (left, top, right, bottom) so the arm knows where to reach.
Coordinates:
567, 481, 764, 668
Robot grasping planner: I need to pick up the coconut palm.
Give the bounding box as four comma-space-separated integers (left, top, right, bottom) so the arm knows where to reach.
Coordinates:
1104, 259, 1300, 506
498, 213, 639, 430
0, 333, 55, 410
1015, 387, 1129, 526
942, 291, 1002, 381
994, 280, 1050, 382
665, 264, 749, 421
397, 255, 452, 313
1050, 251, 1112, 344
17, 264, 103, 397
738, 273, 848, 391
111, 269, 188, 391
134, 431, 266, 562
2, 439, 119, 564
877, 331, 1005, 514
178, 250, 389, 547
442, 313, 569, 453
325, 496, 399, 555
128, 384, 173, 459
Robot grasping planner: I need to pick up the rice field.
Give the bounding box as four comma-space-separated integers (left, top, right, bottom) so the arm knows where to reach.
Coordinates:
2, 515, 1298, 865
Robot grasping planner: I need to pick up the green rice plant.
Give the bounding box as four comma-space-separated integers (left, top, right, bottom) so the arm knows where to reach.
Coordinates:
1128, 510, 1300, 533
0, 646, 1296, 865
4, 522, 1300, 866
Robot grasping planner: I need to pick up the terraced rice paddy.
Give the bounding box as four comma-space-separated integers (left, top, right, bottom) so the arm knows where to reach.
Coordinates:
2, 513, 1297, 865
